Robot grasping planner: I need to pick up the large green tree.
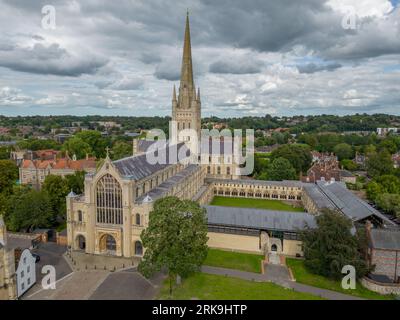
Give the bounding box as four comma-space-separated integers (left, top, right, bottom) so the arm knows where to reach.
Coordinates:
62, 136, 92, 159
111, 141, 132, 160
366, 150, 393, 178
271, 144, 312, 174
301, 209, 369, 280
266, 157, 297, 181
8, 189, 53, 232
0, 160, 18, 195
65, 171, 86, 194
138, 197, 208, 295
375, 193, 400, 218
42, 175, 69, 220
75, 130, 109, 158
333, 143, 354, 161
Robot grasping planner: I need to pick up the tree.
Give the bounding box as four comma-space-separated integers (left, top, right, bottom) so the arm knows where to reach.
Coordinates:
374, 175, 400, 194
111, 141, 132, 160
375, 193, 400, 218
301, 209, 369, 280
340, 159, 358, 171
378, 139, 397, 154
65, 171, 86, 194
0, 160, 18, 195
366, 181, 383, 202
42, 175, 69, 220
62, 136, 92, 159
75, 130, 109, 158
266, 157, 297, 181
138, 197, 208, 295
366, 150, 393, 177
271, 144, 312, 174
8, 189, 53, 232
333, 143, 354, 161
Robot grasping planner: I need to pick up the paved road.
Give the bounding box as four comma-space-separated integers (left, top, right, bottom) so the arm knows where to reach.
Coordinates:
89, 271, 162, 300
26, 267, 165, 300
23, 242, 72, 299
201, 265, 363, 300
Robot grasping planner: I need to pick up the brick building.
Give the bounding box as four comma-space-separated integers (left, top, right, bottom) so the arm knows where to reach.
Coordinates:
20, 155, 96, 188
367, 223, 400, 283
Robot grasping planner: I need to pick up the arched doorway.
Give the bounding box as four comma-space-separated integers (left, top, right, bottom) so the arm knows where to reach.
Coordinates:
100, 234, 117, 255
76, 235, 86, 250
271, 244, 278, 252
135, 241, 143, 256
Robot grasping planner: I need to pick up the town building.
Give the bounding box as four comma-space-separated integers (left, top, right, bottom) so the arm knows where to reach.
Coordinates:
20, 155, 96, 188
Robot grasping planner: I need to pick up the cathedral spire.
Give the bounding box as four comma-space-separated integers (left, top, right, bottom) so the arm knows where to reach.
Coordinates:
180, 11, 194, 91
173, 85, 177, 101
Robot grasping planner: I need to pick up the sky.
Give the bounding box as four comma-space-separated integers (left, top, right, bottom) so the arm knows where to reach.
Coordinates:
0, 0, 399, 118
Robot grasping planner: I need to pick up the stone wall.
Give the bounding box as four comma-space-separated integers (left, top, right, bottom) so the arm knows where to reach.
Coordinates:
207, 232, 262, 254
361, 277, 400, 295
371, 249, 400, 281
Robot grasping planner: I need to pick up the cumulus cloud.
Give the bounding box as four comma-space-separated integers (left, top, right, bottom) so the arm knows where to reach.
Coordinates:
0, 43, 108, 76
0, 87, 32, 106
297, 62, 342, 73
209, 59, 263, 74
0, 0, 399, 116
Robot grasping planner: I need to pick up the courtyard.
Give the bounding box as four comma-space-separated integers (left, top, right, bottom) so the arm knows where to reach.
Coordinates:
210, 196, 304, 212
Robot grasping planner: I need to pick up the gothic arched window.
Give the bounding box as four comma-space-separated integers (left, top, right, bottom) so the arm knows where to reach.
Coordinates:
136, 213, 141, 226
96, 174, 123, 225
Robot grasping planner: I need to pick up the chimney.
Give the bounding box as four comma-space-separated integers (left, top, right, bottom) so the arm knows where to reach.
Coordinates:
86, 153, 89, 160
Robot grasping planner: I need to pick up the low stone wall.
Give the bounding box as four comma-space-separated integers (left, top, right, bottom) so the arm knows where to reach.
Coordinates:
361, 277, 400, 295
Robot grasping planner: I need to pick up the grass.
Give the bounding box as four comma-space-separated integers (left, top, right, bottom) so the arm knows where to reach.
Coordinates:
286, 258, 395, 300
159, 273, 323, 300
204, 249, 264, 273
210, 196, 304, 212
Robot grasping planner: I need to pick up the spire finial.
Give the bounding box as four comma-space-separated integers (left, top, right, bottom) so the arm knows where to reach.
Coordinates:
197, 87, 201, 101
105, 146, 110, 159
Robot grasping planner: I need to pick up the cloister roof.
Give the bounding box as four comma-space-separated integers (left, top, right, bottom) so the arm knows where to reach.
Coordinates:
205, 205, 316, 232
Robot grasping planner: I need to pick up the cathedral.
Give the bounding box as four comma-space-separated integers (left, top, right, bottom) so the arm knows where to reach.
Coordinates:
66, 14, 392, 264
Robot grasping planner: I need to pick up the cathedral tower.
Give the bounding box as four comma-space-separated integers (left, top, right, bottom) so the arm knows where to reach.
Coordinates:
172, 12, 201, 144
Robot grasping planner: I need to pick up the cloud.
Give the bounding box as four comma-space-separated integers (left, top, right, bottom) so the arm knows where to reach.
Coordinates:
209, 59, 263, 74
0, 87, 32, 106
0, 43, 108, 76
297, 62, 342, 73
0, 0, 399, 117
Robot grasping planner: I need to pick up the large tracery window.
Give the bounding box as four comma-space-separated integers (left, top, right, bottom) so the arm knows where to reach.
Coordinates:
96, 174, 123, 225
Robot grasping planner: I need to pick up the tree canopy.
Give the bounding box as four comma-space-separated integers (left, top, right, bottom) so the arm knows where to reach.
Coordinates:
138, 196, 208, 295
271, 144, 312, 174
301, 209, 369, 280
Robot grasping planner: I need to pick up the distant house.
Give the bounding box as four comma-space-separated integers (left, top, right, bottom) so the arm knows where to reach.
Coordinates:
20, 155, 96, 188
255, 144, 279, 154
311, 151, 337, 163
354, 152, 367, 168
377, 127, 399, 136
302, 156, 356, 184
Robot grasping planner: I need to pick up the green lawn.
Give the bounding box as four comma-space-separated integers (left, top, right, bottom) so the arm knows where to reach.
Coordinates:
204, 249, 263, 273
286, 258, 394, 300
159, 273, 322, 300
210, 196, 304, 212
